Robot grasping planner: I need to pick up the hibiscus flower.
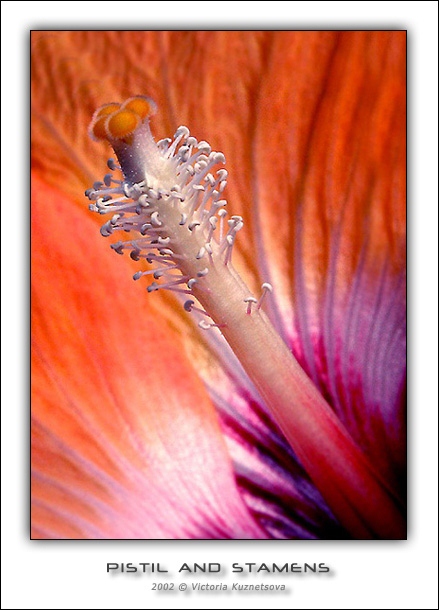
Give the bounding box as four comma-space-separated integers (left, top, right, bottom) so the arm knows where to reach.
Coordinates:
31, 30, 406, 539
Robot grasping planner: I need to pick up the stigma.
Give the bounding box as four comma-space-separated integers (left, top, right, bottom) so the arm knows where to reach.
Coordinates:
86, 96, 243, 311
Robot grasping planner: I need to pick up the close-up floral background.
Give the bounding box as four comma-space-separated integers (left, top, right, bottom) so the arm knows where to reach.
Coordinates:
31, 30, 406, 539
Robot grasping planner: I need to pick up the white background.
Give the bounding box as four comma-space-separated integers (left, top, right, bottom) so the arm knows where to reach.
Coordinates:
1, 2, 438, 609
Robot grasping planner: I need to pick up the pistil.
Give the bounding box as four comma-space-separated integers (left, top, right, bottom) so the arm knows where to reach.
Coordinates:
86, 96, 405, 539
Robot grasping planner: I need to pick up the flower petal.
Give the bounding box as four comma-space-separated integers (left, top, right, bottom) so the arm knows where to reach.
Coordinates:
202, 360, 348, 539
247, 31, 406, 493
31, 173, 266, 539
31, 31, 406, 538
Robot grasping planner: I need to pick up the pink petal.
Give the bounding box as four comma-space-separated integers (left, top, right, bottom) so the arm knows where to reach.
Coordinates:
31, 174, 266, 539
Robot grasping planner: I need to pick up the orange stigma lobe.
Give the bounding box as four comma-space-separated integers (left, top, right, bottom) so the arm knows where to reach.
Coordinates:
96, 102, 121, 118
106, 109, 140, 140
90, 116, 111, 141
121, 96, 157, 120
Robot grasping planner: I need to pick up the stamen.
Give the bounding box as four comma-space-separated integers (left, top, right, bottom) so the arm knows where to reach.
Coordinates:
147, 276, 191, 293
157, 236, 171, 245
150, 212, 162, 227
218, 208, 227, 242
107, 158, 120, 171
183, 299, 211, 317
198, 320, 226, 330
243, 296, 258, 315
223, 235, 235, 266
133, 265, 178, 280
257, 282, 273, 310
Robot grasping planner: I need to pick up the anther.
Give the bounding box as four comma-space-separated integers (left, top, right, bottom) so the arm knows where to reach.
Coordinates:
205, 173, 216, 186
197, 141, 211, 153
111, 242, 125, 255
137, 195, 150, 208
178, 145, 190, 157
223, 235, 235, 265
122, 183, 132, 198
206, 216, 218, 242
147, 282, 160, 292
174, 125, 190, 139
157, 137, 172, 150
157, 236, 171, 245
244, 296, 258, 315
184, 300, 195, 312
184, 299, 211, 317
107, 158, 120, 171
213, 152, 226, 164
100, 221, 113, 237
198, 320, 212, 330
218, 208, 228, 242
257, 283, 273, 310
150, 211, 162, 227
160, 248, 181, 257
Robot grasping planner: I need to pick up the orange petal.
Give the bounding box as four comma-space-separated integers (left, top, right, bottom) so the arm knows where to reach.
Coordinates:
31, 173, 266, 539
250, 31, 406, 331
